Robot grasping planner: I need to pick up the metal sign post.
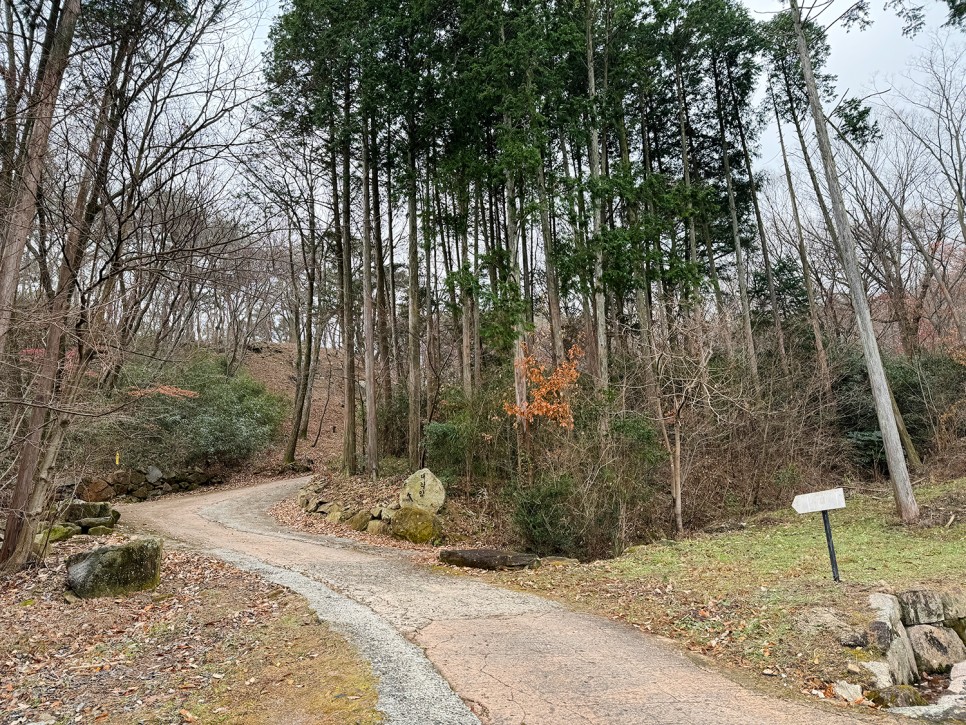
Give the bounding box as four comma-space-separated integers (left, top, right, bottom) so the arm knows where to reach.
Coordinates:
792, 488, 846, 583
821, 510, 840, 583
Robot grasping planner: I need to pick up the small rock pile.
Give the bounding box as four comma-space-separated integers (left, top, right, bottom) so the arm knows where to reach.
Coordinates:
72, 465, 222, 502
34, 500, 122, 554
821, 587, 966, 719
299, 468, 445, 544
879, 589, 966, 719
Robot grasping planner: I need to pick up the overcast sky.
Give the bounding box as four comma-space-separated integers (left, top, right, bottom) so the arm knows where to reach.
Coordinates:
745, 0, 954, 166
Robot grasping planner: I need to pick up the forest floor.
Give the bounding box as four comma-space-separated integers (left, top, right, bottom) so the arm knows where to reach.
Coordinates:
241, 343, 346, 470
0, 533, 380, 725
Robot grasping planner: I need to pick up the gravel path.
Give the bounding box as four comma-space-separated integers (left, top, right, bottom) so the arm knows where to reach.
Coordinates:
120, 477, 892, 725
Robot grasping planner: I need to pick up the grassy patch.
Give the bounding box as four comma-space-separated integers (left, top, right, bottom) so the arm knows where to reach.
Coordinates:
156, 608, 380, 725
616, 479, 966, 591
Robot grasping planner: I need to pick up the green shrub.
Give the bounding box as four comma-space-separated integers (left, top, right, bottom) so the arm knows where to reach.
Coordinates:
424, 421, 467, 475
510, 474, 577, 556
377, 389, 410, 458
423, 380, 516, 483
508, 397, 666, 560
831, 347, 966, 471
74, 354, 285, 471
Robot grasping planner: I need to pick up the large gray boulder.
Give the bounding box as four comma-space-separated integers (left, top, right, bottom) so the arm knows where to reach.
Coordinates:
67, 537, 163, 599
907, 625, 966, 674
391, 507, 441, 544
399, 468, 446, 514
867, 593, 919, 686
899, 589, 947, 625
887, 629, 920, 685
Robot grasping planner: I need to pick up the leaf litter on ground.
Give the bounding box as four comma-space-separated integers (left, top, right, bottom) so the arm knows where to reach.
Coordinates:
0, 535, 380, 724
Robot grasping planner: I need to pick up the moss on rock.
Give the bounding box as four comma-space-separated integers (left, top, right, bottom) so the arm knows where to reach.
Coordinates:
390, 507, 441, 544
67, 537, 163, 599
868, 685, 927, 708
39, 523, 82, 543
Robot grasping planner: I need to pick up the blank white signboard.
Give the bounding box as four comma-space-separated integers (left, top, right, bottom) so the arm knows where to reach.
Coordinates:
792, 487, 846, 514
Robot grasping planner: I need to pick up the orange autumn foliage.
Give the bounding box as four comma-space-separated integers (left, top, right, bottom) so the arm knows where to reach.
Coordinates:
505, 344, 583, 429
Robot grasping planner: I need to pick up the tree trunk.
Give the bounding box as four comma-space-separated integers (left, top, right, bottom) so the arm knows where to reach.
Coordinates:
370, 118, 393, 401
0, 182, 87, 569
771, 88, 830, 390
0, 0, 80, 351
406, 136, 421, 471
713, 64, 760, 392
284, 225, 315, 465
341, 92, 357, 475
727, 62, 790, 375
789, 0, 918, 523
460, 188, 473, 398
361, 124, 378, 477
586, 0, 608, 391
538, 157, 565, 366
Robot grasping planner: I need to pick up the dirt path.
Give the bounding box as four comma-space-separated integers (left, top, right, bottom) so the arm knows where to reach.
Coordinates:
120, 478, 890, 725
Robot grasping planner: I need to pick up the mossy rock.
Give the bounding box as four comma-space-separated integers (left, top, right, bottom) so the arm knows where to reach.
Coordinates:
59, 499, 112, 523
390, 507, 441, 544
76, 516, 114, 532
366, 519, 389, 536
868, 685, 928, 708
87, 526, 113, 536
39, 522, 82, 544
346, 510, 372, 532
67, 537, 163, 599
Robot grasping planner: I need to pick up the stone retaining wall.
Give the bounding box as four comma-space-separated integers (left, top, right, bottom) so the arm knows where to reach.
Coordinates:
72, 466, 222, 502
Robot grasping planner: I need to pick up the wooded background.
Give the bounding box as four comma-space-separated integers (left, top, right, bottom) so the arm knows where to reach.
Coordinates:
3, 0, 966, 566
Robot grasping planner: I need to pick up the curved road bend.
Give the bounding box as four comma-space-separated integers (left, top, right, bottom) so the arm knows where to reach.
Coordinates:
121, 477, 891, 725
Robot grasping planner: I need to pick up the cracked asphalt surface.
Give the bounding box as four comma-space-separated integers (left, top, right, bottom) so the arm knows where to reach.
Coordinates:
120, 477, 889, 725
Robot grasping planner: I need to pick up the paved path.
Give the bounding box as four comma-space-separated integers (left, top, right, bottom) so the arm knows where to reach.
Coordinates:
121, 478, 889, 725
